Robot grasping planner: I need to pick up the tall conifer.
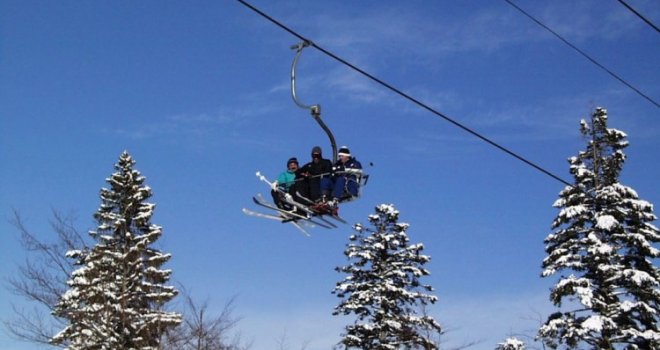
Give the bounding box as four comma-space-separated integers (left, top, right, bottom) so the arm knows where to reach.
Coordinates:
539, 108, 660, 349
334, 204, 442, 349
52, 151, 181, 349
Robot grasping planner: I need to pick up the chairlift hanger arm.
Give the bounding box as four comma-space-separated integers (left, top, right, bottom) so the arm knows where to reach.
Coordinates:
290, 41, 337, 163
290, 41, 316, 112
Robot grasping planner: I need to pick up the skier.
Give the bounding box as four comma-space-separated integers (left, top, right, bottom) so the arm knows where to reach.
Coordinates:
271, 157, 299, 210
329, 146, 362, 207
297, 146, 333, 202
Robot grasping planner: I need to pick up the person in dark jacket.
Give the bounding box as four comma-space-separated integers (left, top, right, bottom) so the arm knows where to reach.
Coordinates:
330, 146, 362, 205
297, 146, 333, 202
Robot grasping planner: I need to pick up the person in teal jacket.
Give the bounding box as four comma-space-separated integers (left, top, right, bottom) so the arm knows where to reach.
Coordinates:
271, 157, 299, 209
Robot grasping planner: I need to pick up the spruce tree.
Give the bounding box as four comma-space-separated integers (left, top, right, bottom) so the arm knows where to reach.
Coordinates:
52, 151, 181, 349
333, 204, 442, 349
538, 108, 660, 349
495, 338, 525, 350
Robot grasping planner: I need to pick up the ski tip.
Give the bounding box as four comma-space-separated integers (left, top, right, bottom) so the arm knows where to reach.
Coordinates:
291, 222, 311, 237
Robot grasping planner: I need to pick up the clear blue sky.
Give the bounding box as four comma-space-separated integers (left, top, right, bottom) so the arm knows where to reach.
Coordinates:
1, 1, 658, 349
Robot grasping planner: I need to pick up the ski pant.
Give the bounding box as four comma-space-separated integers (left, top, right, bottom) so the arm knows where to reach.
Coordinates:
332, 176, 359, 200
320, 177, 333, 198
271, 190, 293, 210
299, 175, 333, 202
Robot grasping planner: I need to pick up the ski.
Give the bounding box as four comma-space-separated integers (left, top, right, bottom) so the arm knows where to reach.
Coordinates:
255, 172, 316, 215
324, 211, 347, 224
277, 193, 340, 228
254, 172, 339, 228
252, 195, 309, 220
289, 221, 312, 237
242, 208, 311, 236
253, 194, 335, 229
294, 191, 347, 224
280, 194, 341, 225
242, 208, 286, 222
253, 194, 336, 229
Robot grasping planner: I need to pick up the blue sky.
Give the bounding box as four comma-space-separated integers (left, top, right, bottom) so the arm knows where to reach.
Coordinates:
1, 1, 658, 349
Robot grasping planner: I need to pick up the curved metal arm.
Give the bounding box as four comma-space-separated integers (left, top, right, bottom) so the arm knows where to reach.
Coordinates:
290, 41, 337, 163
290, 41, 317, 111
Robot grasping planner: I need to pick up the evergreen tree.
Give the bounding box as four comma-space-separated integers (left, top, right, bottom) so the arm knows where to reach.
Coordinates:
52, 151, 181, 349
495, 337, 525, 350
538, 108, 660, 349
333, 204, 442, 349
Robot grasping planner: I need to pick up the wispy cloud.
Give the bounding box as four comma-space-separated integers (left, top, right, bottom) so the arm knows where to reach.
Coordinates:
279, 5, 583, 110
240, 303, 345, 350
303, 4, 546, 58
111, 108, 244, 140
387, 93, 584, 154
237, 290, 554, 350
435, 291, 554, 349
291, 1, 651, 68
107, 92, 284, 150
281, 3, 631, 102
134, 2, 656, 153
532, 1, 651, 43
324, 67, 391, 104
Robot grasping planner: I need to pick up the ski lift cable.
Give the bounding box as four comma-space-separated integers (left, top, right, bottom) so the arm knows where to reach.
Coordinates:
504, 0, 660, 109
616, 0, 660, 34
237, 0, 572, 187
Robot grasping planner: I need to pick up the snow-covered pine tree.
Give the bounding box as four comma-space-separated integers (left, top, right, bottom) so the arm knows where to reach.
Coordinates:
52, 151, 181, 349
538, 108, 660, 349
495, 337, 525, 350
333, 204, 442, 349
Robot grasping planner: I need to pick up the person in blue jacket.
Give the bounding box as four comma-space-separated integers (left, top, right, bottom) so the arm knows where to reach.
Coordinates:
330, 146, 362, 206
271, 157, 299, 210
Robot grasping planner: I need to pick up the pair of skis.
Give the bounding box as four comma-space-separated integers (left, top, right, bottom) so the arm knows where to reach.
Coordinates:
255, 172, 346, 224
242, 172, 346, 236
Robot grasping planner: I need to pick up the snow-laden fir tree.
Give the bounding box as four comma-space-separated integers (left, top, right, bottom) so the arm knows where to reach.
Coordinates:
333, 204, 442, 349
52, 151, 181, 349
538, 108, 660, 349
495, 337, 525, 350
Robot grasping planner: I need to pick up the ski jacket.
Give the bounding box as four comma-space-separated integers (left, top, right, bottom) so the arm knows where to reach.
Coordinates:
298, 158, 333, 179
277, 170, 297, 191
334, 157, 362, 179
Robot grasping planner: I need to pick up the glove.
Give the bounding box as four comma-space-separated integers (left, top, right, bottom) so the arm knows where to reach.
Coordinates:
271, 181, 279, 192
